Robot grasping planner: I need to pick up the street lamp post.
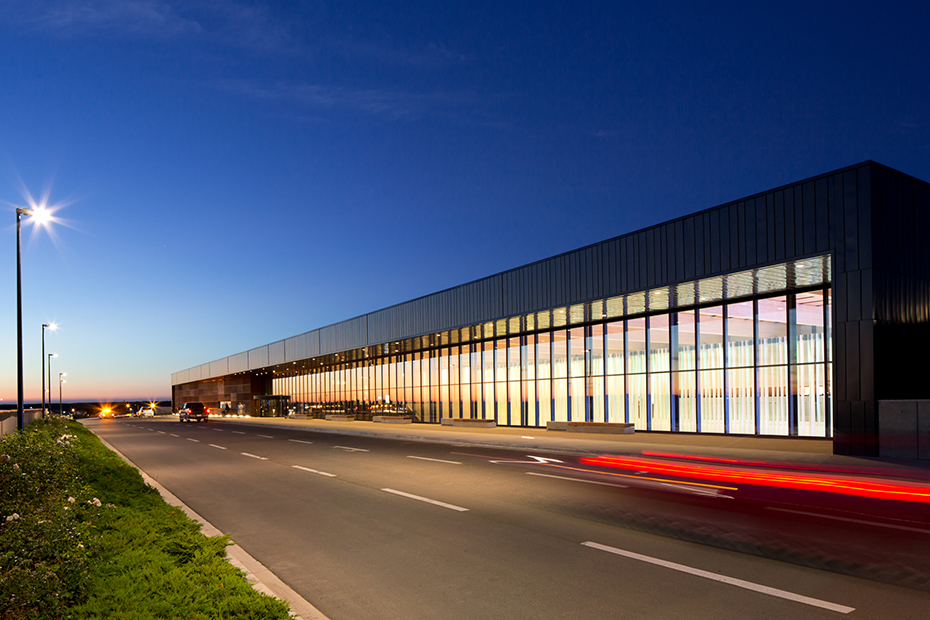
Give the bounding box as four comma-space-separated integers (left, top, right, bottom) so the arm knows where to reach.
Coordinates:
14, 204, 52, 431
59, 373, 66, 417
42, 323, 57, 416
47, 353, 57, 415
15, 207, 33, 431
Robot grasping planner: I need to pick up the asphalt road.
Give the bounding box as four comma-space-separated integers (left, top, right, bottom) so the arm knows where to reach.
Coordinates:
87, 417, 930, 620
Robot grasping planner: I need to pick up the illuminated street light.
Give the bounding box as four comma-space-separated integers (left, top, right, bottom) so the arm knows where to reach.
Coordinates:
42, 322, 58, 416
47, 353, 58, 416
59, 373, 66, 417
15, 205, 53, 430
15, 207, 32, 430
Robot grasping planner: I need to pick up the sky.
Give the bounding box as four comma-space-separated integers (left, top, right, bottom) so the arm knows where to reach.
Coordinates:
1, 1, 928, 403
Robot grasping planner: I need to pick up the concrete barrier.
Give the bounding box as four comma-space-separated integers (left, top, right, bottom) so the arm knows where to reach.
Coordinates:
0, 409, 43, 436
440, 418, 497, 428
547, 420, 635, 434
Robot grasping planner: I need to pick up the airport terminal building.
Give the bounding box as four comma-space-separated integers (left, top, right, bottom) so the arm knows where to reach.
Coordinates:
172, 161, 930, 458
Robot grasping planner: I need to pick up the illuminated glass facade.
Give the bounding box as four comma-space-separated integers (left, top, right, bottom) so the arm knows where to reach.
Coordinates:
271, 258, 832, 437
174, 162, 930, 456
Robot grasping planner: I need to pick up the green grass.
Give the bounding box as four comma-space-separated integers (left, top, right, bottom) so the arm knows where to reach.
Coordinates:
1, 418, 292, 620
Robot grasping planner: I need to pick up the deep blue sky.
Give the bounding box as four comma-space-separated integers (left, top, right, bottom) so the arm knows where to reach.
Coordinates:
1, 1, 928, 401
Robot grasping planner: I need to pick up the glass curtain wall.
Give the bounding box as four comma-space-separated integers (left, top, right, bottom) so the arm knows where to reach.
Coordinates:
273, 287, 831, 437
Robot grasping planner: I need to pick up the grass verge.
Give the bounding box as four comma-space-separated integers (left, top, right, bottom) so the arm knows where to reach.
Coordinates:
1, 417, 292, 620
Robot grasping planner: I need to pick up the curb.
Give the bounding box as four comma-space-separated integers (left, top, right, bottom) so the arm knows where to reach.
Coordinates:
90, 432, 329, 620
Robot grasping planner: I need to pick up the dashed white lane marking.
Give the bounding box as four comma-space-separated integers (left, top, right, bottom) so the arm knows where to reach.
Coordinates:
381, 488, 468, 512
765, 507, 930, 534
407, 456, 462, 465
157, 431, 166, 434
209, 444, 227, 450
292, 465, 337, 478
214, 428, 224, 432
170, 434, 179, 437
334, 446, 369, 452
526, 472, 629, 488
187, 438, 200, 443
232, 431, 246, 434
258, 434, 274, 439
289, 439, 314, 445
522, 436, 535, 439
582, 542, 855, 614
241, 452, 268, 460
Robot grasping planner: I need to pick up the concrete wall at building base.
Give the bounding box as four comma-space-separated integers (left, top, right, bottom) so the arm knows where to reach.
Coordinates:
878, 400, 930, 460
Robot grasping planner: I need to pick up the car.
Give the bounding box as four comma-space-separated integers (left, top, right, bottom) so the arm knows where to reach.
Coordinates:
178, 402, 209, 423
138, 407, 155, 418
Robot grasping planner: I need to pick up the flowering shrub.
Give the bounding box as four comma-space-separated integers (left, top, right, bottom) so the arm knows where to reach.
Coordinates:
1, 418, 290, 620
0, 418, 101, 619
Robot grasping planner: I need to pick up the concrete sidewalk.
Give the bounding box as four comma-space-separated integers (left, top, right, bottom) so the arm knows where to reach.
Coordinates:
191, 414, 918, 468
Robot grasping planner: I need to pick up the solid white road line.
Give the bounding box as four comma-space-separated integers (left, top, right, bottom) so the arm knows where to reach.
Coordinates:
241, 452, 268, 460
209, 444, 227, 450
526, 472, 629, 488
582, 541, 855, 614
765, 506, 930, 534
187, 438, 200, 443
258, 434, 274, 439
288, 439, 314, 445
334, 446, 369, 452
381, 488, 469, 512
407, 456, 462, 465
292, 465, 337, 478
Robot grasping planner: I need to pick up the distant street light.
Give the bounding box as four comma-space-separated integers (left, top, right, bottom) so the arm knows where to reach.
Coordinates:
59, 373, 66, 417
42, 323, 58, 416
47, 353, 58, 415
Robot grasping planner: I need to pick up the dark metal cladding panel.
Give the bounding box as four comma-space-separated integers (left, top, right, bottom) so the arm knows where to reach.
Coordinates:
710, 209, 722, 273
834, 401, 851, 454
766, 193, 776, 263
607, 238, 621, 295
845, 322, 861, 401
753, 197, 765, 264
783, 187, 796, 258
802, 182, 816, 254
919, 183, 930, 280
858, 166, 872, 271
835, 271, 847, 324
794, 186, 805, 258
816, 177, 830, 252
773, 190, 786, 261
674, 220, 685, 282
729, 203, 740, 270
835, 322, 847, 401
848, 270, 862, 322
861, 267, 873, 324
842, 170, 857, 272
